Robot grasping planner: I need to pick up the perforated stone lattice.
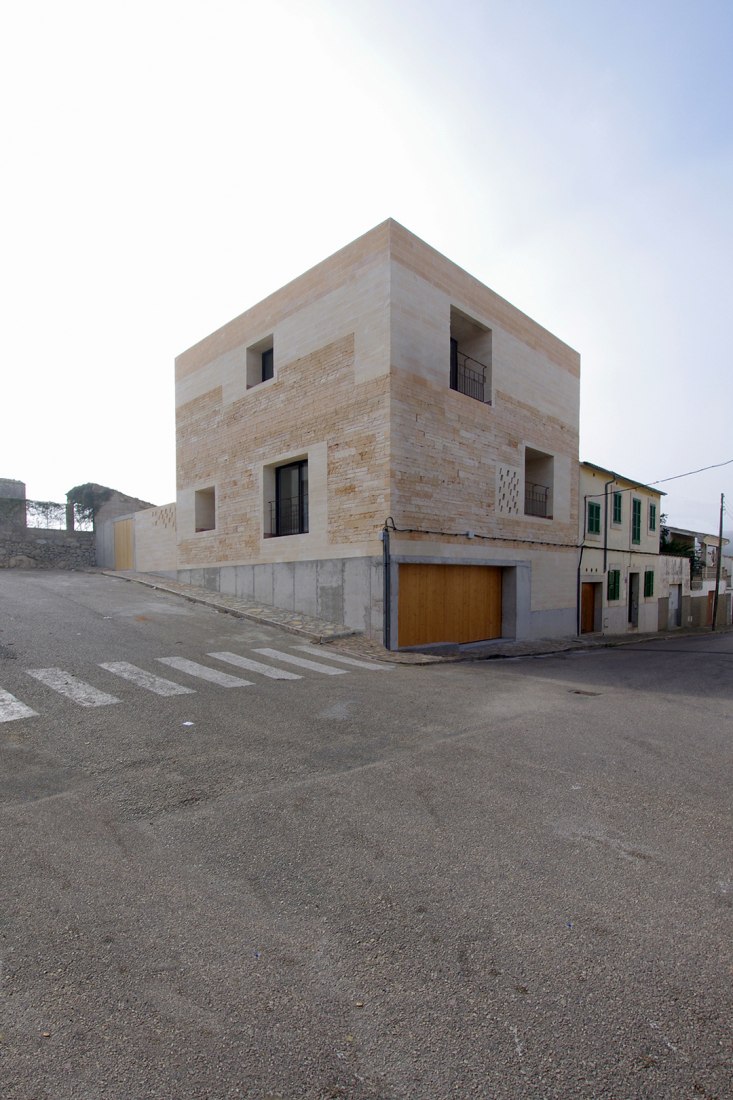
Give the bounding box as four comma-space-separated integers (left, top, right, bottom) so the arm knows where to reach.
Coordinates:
497, 465, 520, 515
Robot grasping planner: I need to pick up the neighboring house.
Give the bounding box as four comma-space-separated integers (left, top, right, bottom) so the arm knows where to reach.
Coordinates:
661, 525, 730, 627
170, 219, 581, 648
578, 462, 667, 634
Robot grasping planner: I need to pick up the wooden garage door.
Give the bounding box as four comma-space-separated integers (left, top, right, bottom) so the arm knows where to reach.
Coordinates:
398, 563, 502, 647
113, 518, 134, 570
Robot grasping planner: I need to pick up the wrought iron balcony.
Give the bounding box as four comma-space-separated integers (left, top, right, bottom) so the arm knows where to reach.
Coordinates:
525, 482, 551, 518
450, 349, 489, 403
266, 495, 308, 537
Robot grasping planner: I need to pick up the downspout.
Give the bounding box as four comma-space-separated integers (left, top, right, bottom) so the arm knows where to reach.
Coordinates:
603, 477, 615, 573
577, 495, 588, 635
382, 519, 393, 650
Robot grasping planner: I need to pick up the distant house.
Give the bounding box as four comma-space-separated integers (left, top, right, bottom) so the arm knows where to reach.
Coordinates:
578, 462, 666, 634
660, 525, 730, 627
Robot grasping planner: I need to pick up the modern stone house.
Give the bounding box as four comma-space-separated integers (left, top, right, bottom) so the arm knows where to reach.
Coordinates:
578, 462, 667, 634
169, 220, 580, 648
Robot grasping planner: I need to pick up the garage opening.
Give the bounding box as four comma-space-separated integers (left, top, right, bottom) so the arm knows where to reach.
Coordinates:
397, 563, 502, 647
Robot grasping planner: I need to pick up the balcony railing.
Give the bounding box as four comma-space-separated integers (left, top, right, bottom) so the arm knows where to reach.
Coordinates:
525, 482, 551, 518
266, 495, 308, 537
450, 350, 489, 403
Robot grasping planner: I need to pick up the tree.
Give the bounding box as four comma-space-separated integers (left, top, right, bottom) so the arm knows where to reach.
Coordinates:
66, 484, 112, 530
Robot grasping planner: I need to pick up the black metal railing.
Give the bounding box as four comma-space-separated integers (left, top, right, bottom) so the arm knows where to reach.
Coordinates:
525, 483, 550, 518
450, 349, 489, 403
267, 495, 308, 537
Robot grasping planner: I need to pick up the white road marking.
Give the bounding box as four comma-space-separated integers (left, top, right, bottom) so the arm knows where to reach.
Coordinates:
292, 646, 392, 671
156, 657, 252, 687
0, 688, 38, 723
26, 669, 120, 707
99, 662, 196, 696
207, 652, 302, 680
253, 648, 347, 675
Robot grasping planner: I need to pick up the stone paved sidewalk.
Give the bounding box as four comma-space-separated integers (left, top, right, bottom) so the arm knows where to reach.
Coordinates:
101, 570, 730, 666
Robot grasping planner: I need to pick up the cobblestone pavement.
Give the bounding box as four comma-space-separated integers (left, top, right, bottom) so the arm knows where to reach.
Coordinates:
101, 570, 730, 665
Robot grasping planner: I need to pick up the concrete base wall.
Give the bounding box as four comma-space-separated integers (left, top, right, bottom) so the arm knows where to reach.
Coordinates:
177, 556, 384, 639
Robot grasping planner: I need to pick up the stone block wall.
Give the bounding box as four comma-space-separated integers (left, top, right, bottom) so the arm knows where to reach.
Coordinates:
0, 527, 95, 569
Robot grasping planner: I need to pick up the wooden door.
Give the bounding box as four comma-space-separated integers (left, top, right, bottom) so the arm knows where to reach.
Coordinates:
397, 564, 502, 647
113, 518, 134, 570
580, 582, 596, 633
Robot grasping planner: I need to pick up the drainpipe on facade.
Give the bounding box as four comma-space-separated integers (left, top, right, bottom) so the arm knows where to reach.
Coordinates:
382, 519, 393, 650
577, 494, 591, 635
603, 477, 615, 574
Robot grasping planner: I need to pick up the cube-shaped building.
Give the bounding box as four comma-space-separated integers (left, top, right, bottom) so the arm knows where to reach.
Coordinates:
174, 220, 580, 648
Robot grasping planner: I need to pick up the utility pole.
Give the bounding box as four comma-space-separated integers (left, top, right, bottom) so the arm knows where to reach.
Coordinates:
711, 493, 724, 631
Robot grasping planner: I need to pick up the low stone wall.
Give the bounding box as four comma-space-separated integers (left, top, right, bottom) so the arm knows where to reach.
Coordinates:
0, 527, 95, 569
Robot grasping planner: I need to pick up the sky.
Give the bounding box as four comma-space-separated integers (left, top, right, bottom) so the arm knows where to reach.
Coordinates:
2, 0, 732, 535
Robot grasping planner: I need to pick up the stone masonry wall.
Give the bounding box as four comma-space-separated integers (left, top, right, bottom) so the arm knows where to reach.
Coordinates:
0, 526, 95, 569
176, 333, 390, 568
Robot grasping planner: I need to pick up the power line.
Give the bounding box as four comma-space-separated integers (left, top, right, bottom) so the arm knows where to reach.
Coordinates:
649, 458, 733, 486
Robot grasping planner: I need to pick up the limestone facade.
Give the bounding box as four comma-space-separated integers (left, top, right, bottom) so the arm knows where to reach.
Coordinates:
171, 220, 582, 645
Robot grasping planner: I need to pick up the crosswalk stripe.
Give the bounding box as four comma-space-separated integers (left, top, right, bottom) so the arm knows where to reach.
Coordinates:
99, 662, 196, 696
0, 688, 38, 723
292, 646, 392, 671
26, 669, 120, 707
207, 652, 302, 680
253, 648, 347, 676
156, 656, 252, 687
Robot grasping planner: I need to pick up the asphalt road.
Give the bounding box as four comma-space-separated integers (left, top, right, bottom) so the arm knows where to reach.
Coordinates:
1, 570, 731, 1100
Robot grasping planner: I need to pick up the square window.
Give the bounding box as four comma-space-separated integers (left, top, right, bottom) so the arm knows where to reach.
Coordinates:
613, 492, 622, 525
587, 500, 601, 534
194, 486, 216, 532
632, 499, 641, 544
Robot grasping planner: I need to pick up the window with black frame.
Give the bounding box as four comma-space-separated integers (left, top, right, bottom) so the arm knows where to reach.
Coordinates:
275, 460, 308, 536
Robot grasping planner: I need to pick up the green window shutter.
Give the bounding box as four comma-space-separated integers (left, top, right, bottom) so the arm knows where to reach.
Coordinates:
644, 570, 654, 597
588, 501, 601, 534
649, 503, 657, 531
613, 492, 622, 524
632, 499, 641, 544
607, 569, 620, 601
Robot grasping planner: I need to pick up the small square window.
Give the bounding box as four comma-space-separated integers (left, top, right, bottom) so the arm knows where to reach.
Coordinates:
587, 501, 601, 535
194, 486, 216, 532
613, 492, 622, 525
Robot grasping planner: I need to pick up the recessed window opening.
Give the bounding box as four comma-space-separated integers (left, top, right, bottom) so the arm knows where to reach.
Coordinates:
266, 460, 308, 537
194, 486, 216, 532
247, 336, 275, 388
524, 447, 554, 518
449, 307, 492, 404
